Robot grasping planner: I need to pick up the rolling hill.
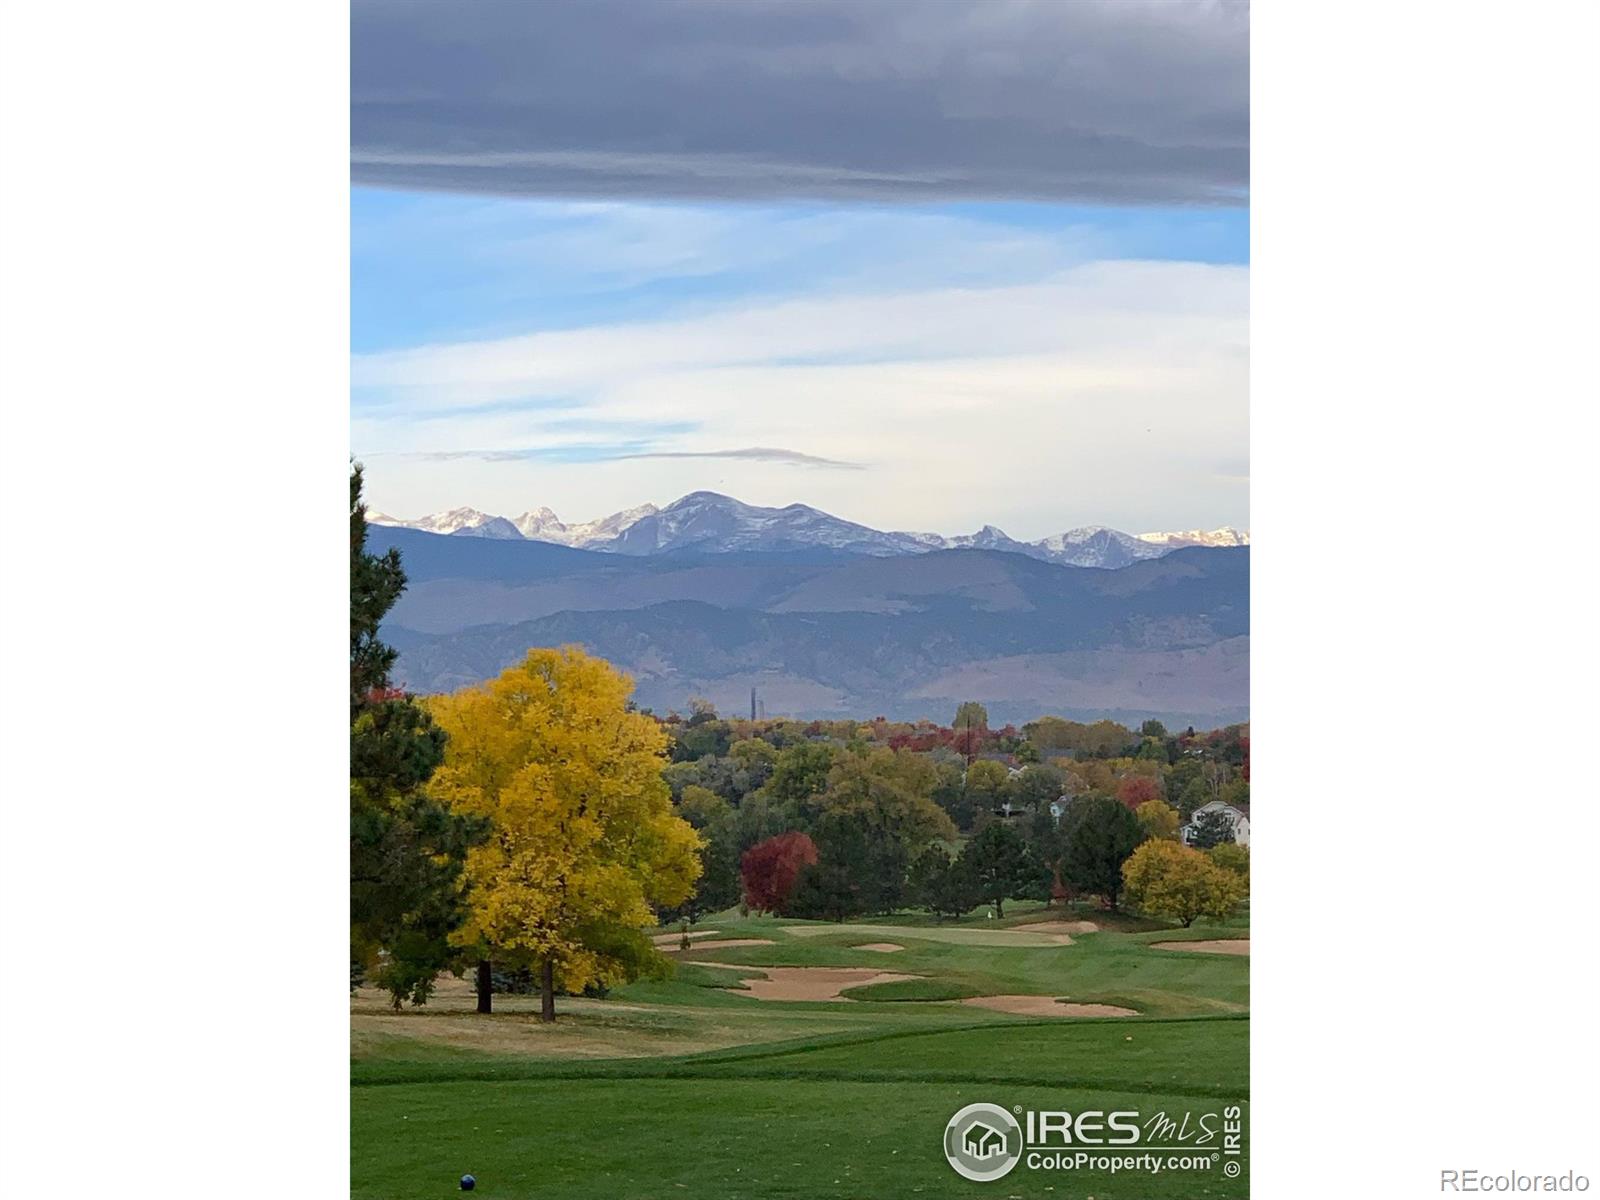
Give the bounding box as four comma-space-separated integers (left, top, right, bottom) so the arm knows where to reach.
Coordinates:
375, 526, 1248, 726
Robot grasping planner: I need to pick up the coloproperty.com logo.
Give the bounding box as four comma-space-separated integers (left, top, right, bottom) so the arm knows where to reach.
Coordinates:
942, 1101, 1245, 1183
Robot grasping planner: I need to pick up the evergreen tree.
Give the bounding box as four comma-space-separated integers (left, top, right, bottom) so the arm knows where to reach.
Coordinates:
788, 811, 908, 922
908, 844, 979, 920
959, 822, 1047, 917
1188, 807, 1237, 850
349, 463, 486, 1007
1061, 795, 1145, 909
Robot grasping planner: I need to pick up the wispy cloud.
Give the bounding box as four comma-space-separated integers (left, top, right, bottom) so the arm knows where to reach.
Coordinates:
611, 447, 864, 469
354, 259, 1247, 538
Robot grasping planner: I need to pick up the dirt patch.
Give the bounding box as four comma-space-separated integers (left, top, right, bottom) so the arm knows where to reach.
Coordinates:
1012, 920, 1101, 936
687, 964, 920, 1002
853, 943, 905, 952
649, 929, 721, 947
1151, 939, 1250, 956
663, 938, 775, 952
960, 994, 1137, 1018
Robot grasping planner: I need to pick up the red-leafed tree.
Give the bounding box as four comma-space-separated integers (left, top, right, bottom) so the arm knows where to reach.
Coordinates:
1116, 775, 1162, 811
740, 832, 819, 914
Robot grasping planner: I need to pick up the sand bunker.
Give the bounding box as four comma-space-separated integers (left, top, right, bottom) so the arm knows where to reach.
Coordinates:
667, 938, 775, 952
961, 995, 1137, 1018
687, 964, 919, 1002
649, 929, 721, 947
1151, 939, 1250, 956
1012, 920, 1101, 936
853, 943, 905, 952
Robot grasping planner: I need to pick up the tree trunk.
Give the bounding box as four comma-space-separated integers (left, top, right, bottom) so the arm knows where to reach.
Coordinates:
540, 958, 556, 1023
995, 896, 1004, 918
476, 958, 492, 1014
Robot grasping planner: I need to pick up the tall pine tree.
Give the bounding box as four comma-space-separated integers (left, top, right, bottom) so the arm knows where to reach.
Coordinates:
350, 463, 485, 1006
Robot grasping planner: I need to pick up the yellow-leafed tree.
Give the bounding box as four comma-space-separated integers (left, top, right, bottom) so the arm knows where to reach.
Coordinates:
429, 647, 701, 1020
1121, 839, 1244, 928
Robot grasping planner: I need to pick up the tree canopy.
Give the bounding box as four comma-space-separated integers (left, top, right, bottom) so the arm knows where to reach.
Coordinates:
428, 646, 701, 1019
1122, 840, 1245, 926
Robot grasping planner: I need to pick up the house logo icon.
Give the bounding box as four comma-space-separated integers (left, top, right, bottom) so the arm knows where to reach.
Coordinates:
943, 1103, 1022, 1181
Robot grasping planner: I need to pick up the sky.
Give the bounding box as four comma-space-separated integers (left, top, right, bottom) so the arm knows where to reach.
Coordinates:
351, 0, 1248, 542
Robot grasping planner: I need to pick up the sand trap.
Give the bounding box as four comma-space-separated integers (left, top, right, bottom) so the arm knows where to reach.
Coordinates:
853, 943, 905, 953
1012, 920, 1101, 936
1151, 939, 1250, 956
650, 929, 721, 947
961, 995, 1137, 1018
687, 964, 919, 1002
667, 938, 775, 951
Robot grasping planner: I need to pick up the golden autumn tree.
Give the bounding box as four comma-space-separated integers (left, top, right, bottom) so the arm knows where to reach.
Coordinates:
428, 647, 701, 1021
1121, 839, 1244, 928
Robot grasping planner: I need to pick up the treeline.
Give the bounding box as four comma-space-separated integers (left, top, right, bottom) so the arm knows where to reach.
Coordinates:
654, 698, 1249, 928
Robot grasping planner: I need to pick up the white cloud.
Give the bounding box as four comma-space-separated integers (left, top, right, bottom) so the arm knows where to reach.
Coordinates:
353, 258, 1246, 540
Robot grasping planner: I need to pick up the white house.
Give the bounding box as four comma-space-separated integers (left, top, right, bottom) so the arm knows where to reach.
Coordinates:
1181, 800, 1250, 847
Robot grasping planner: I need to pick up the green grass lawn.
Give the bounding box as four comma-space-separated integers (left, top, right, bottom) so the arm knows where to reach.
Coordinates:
353, 902, 1249, 1198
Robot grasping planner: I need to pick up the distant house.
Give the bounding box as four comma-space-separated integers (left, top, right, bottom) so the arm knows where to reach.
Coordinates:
964, 1122, 1007, 1160
1181, 800, 1250, 847
1048, 795, 1071, 822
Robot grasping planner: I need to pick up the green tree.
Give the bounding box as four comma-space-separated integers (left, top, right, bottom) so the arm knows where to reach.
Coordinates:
1188, 807, 1237, 849
765, 742, 836, 810
931, 759, 976, 831
960, 822, 1046, 917
661, 787, 742, 923
964, 759, 1010, 818
1008, 762, 1066, 812
672, 710, 731, 761
787, 811, 907, 921
1061, 795, 1145, 909
1176, 775, 1212, 821
1208, 842, 1250, 886
816, 748, 956, 851
907, 844, 978, 920
349, 463, 486, 1007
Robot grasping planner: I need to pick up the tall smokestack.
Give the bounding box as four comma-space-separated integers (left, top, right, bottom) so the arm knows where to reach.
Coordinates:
750, 687, 757, 721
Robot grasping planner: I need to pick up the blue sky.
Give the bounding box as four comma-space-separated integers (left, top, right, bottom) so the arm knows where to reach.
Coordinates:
349, 1, 1248, 541
352, 190, 1249, 540
352, 189, 1247, 354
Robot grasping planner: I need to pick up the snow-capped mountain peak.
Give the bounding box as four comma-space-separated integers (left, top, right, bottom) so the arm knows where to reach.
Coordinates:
369, 506, 519, 538
1136, 526, 1251, 549
369, 493, 1247, 568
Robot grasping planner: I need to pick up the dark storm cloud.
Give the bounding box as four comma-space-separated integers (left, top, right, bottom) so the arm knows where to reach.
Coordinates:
352, 0, 1248, 205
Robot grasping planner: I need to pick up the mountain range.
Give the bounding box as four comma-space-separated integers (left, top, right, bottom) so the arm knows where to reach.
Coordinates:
369, 491, 1248, 571
371, 514, 1249, 727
